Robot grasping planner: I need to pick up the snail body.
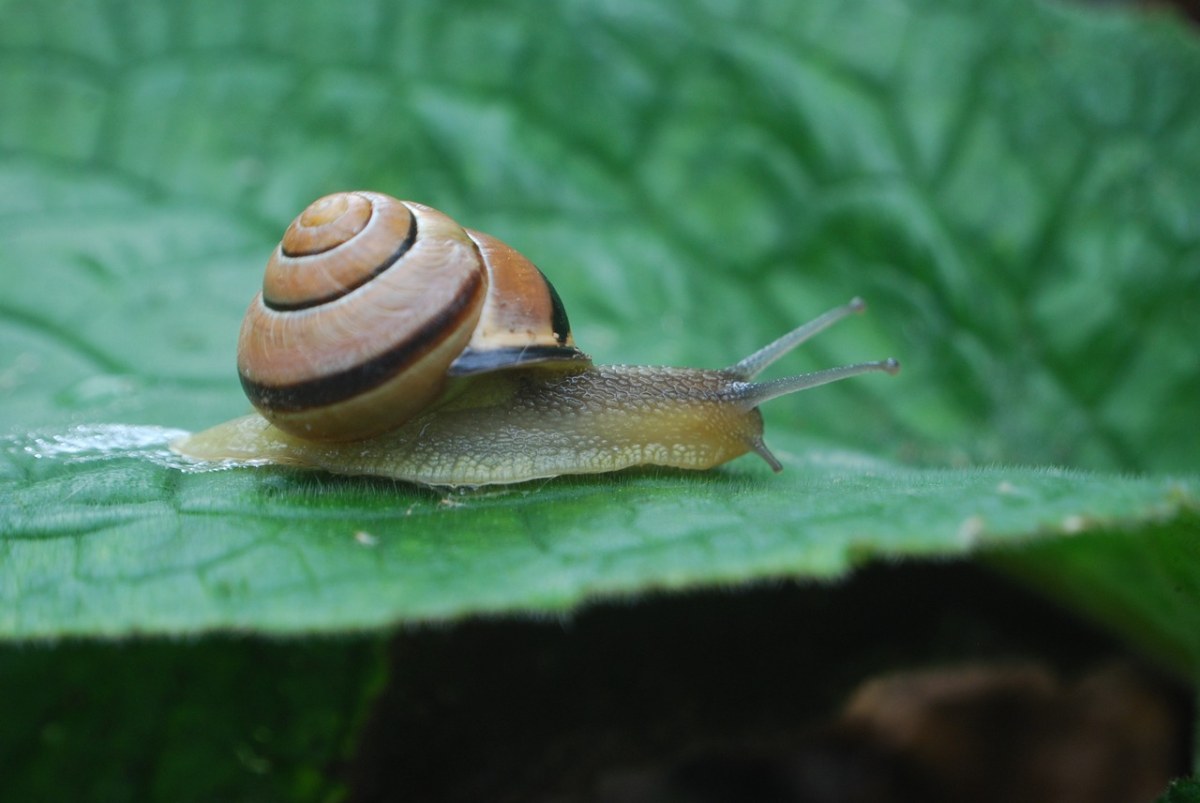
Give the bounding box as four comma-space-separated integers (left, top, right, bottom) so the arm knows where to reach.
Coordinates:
174, 191, 898, 487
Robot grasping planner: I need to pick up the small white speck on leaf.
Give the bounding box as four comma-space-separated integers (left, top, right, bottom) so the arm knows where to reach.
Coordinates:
354, 531, 378, 547
1061, 515, 1087, 534
957, 515, 986, 544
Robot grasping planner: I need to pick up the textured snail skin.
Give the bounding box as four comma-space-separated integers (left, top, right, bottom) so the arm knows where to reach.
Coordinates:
175, 365, 768, 487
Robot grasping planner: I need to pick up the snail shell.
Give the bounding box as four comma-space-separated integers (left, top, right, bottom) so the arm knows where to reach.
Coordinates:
236, 191, 589, 441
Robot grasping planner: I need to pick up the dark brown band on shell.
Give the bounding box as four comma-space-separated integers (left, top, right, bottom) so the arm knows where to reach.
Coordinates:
263, 211, 419, 312
240, 269, 483, 413
541, 267, 573, 345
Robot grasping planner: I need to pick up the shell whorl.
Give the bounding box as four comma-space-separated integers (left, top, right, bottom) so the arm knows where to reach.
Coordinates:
237, 191, 589, 442
261, 191, 418, 310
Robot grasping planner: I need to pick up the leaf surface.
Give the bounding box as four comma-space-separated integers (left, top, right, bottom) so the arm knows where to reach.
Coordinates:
0, 0, 1197, 676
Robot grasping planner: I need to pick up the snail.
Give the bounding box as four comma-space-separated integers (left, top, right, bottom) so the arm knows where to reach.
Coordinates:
173, 191, 899, 487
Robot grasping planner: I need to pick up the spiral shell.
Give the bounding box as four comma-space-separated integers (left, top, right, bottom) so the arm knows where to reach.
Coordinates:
236, 191, 589, 441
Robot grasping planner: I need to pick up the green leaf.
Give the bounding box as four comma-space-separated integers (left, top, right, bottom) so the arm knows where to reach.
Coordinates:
0, 638, 383, 802
1, 0, 1199, 680
3, 427, 1198, 663
1159, 777, 1200, 803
